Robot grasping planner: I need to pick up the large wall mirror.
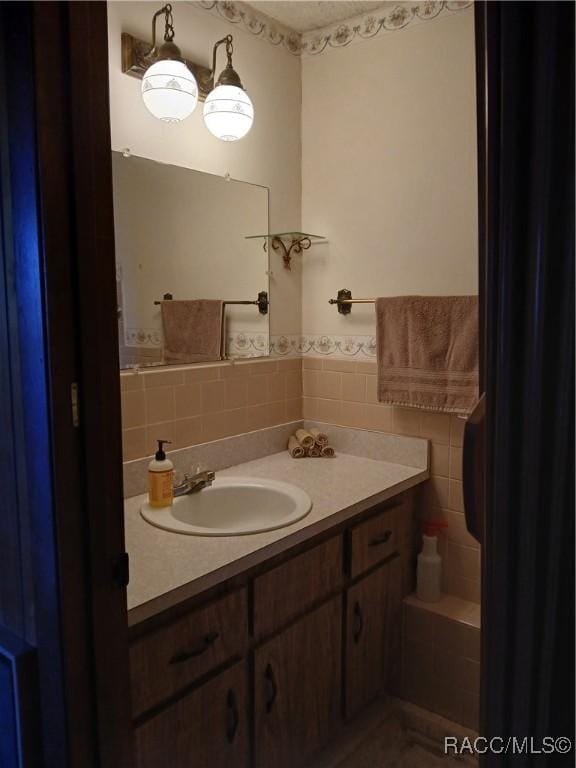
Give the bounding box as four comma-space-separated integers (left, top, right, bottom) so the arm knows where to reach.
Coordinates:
112, 152, 269, 369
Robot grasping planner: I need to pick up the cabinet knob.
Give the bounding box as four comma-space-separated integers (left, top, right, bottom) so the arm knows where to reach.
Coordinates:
169, 630, 219, 664
264, 663, 277, 713
353, 601, 364, 644
226, 689, 239, 743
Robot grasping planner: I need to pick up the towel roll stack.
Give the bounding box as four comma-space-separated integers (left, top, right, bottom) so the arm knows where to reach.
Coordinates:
287, 428, 336, 459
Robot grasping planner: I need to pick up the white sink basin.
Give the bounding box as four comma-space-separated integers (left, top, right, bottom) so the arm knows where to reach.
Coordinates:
140, 476, 313, 536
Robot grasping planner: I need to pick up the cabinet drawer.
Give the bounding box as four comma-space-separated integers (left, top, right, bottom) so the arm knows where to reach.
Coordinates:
253, 537, 342, 638
348, 499, 404, 579
134, 660, 249, 768
130, 588, 248, 717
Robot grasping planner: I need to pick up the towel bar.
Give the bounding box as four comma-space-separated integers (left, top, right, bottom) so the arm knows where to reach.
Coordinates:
328, 289, 374, 315
154, 291, 269, 315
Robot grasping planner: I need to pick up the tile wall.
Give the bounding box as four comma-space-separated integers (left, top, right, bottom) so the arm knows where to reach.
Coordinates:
121, 358, 302, 461
402, 595, 480, 730
302, 357, 480, 603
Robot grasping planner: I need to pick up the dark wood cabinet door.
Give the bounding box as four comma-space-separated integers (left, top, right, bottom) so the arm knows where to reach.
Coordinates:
345, 556, 402, 718
254, 597, 342, 768
134, 660, 249, 768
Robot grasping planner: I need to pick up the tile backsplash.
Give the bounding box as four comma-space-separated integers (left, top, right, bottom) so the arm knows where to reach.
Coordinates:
121, 358, 302, 461
301, 357, 480, 604
120, 355, 479, 605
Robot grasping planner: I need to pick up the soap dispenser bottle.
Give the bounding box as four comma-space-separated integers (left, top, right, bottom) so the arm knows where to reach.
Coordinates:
416, 520, 448, 602
148, 440, 174, 508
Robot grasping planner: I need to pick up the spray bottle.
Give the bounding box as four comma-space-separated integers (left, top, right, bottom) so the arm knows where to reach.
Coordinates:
417, 520, 448, 602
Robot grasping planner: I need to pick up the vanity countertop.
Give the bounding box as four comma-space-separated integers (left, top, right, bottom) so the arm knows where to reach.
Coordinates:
125, 450, 428, 625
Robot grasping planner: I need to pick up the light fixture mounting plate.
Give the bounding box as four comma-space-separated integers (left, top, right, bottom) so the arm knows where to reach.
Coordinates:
121, 32, 212, 101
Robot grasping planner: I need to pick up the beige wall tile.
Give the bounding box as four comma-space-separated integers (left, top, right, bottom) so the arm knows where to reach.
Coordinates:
365, 404, 393, 432
276, 357, 302, 371
285, 370, 302, 398
341, 373, 366, 402
121, 389, 146, 429
441, 510, 481, 549
174, 383, 202, 419
317, 398, 342, 423
322, 359, 357, 373
201, 380, 226, 413
430, 443, 449, 477
339, 402, 369, 429
404, 604, 436, 644
420, 412, 450, 444
267, 401, 286, 426
173, 416, 203, 449
246, 374, 269, 405
120, 372, 143, 391
122, 427, 147, 461
145, 386, 175, 424
202, 412, 229, 442
433, 651, 480, 696
356, 361, 377, 375
443, 569, 481, 604
285, 398, 302, 421
449, 445, 463, 480
184, 366, 221, 384
446, 541, 481, 581
225, 378, 248, 409
450, 415, 465, 446
142, 370, 184, 388
449, 479, 464, 512
245, 404, 269, 431
145, 422, 175, 451
268, 372, 286, 402
425, 477, 450, 508
393, 407, 421, 436
225, 408, 248, 437
365, 375, 378, 404
435, 615, 480, 661
302, 370, 320, 397
302, 357, 323, 370
317, 371, 341, 399
251, 360, 278, 374
219, 362, 254, 379
302, 397, 318, 418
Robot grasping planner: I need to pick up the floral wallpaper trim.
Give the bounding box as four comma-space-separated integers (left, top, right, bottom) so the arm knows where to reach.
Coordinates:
300, 1, 473, 56
191, 1, 302, 56
124, 328, 269, 358
189, 1, 472, 58
270, 334, 377, 359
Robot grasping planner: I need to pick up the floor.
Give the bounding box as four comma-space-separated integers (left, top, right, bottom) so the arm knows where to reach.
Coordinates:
314, 696, 478, 768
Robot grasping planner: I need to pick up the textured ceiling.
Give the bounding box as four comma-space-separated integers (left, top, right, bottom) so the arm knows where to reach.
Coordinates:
246, 1, 392, 33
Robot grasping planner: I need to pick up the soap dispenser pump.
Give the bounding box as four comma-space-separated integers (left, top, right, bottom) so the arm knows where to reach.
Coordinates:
416, 520, 448, 603
148, 439, 174, 508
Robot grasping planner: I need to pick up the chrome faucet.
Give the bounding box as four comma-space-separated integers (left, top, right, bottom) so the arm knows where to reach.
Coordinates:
174, 469, 215, 497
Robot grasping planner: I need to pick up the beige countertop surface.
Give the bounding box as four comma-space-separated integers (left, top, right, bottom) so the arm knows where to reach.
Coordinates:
125, 451, 428, 625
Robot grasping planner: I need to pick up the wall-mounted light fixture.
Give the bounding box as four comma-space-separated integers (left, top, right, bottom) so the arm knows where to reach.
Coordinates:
123, 5, 253, 141
141, 4, 198, 122
204, 35, 254, 142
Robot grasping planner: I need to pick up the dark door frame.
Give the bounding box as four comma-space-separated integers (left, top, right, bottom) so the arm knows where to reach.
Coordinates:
1, 2, 133, 766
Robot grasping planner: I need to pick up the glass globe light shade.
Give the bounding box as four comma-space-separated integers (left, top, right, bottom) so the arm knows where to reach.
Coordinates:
141, 59, 198, 122
203, 85, 254, 141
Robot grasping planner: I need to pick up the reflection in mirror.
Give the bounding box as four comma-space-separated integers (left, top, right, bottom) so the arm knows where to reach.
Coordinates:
112, 152, 269, 368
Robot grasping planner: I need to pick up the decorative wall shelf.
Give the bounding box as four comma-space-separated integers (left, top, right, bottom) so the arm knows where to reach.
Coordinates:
245, 232, 327, 270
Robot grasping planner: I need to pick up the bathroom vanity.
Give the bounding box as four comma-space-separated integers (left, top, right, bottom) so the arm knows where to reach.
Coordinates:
125, 450, 428, 768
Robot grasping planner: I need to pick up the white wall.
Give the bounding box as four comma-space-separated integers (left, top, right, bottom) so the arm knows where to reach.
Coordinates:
107, 1, 302, 337
301, 9, 477, 339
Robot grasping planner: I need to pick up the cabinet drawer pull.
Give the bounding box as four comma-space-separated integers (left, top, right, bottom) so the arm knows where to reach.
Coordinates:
169, 631, 219, 664
226, 689, 239, 743
264, 663, 277, 713
352, 601, 364, 644
370, 529, 392, 547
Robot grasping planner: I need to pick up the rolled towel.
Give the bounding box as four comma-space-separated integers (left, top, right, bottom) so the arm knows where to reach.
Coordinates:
288, 436, 305, 459
307, 444, 322, 457
321, 445, 335, 458
309, 427, 328, 446
295, 428, 315, 449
